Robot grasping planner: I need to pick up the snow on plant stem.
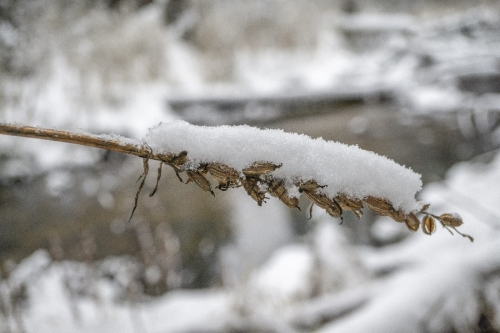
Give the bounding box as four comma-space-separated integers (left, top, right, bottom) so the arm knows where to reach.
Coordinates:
144, 120, 422, 213
0, 121, 470, 238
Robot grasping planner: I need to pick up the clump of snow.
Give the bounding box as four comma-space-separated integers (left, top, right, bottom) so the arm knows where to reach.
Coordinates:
145, 120, 422, 212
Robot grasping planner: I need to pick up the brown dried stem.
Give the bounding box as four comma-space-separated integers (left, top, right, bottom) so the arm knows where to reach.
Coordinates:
0, 123, 158, 160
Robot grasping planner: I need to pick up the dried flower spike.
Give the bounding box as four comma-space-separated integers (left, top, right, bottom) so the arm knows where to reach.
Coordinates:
0, 123, 472, 241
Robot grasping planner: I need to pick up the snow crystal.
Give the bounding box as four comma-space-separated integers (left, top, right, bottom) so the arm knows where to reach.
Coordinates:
144, 120, 423, 212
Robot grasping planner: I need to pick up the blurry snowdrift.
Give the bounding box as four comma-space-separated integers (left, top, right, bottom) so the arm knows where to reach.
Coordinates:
2, 151, 500, 332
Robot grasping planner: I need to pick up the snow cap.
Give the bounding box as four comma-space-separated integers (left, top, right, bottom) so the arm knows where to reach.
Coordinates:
144, 120, 422, 213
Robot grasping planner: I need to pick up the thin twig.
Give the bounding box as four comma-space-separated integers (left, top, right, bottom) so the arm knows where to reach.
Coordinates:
149, 162, 163, 197
129, 158, 150, 222
0, 123, 156, 159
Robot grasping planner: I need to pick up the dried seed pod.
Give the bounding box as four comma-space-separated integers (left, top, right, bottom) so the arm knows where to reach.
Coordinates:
186, 170, 214, 196
336, 194, 363, 211
267, 179, 300, 209
303, 190, 343, 220
158, 151, 188, 172
364, 196, 393, 216
302, 190, 331, 209
326, 204, 343, 219
268, 179, 286, 197
405, 213, 420, 232
439, 213, 463, 227
279, 195, 300, 210
422, 215, 436, 235
437, 213, 472, 241
207, 163, 239, 181
242, 177, 258, 194
298, 180, 327, 192
242, 177, 267, 206
335, 194, 363, 219
207, 163, 240, 190
242, 162, 281, 177
388, 209, 406, 223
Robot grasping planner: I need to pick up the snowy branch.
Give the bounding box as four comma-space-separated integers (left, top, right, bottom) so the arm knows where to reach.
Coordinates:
0, 123, 149, 160
0, 122, 472, 240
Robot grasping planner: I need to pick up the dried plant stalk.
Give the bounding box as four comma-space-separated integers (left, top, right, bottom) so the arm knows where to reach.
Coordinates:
0, 123, 473, 241
0, 123, 151, 158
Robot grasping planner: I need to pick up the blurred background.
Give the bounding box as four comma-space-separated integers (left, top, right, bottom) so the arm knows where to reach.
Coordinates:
1, 0, 500, 332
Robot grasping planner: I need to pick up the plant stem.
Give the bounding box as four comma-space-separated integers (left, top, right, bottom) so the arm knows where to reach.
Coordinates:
0, 123, 156, 159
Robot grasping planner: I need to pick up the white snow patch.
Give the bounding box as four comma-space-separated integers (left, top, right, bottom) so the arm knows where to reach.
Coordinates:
249, 244, 314, 302
221, 189, 294, 285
